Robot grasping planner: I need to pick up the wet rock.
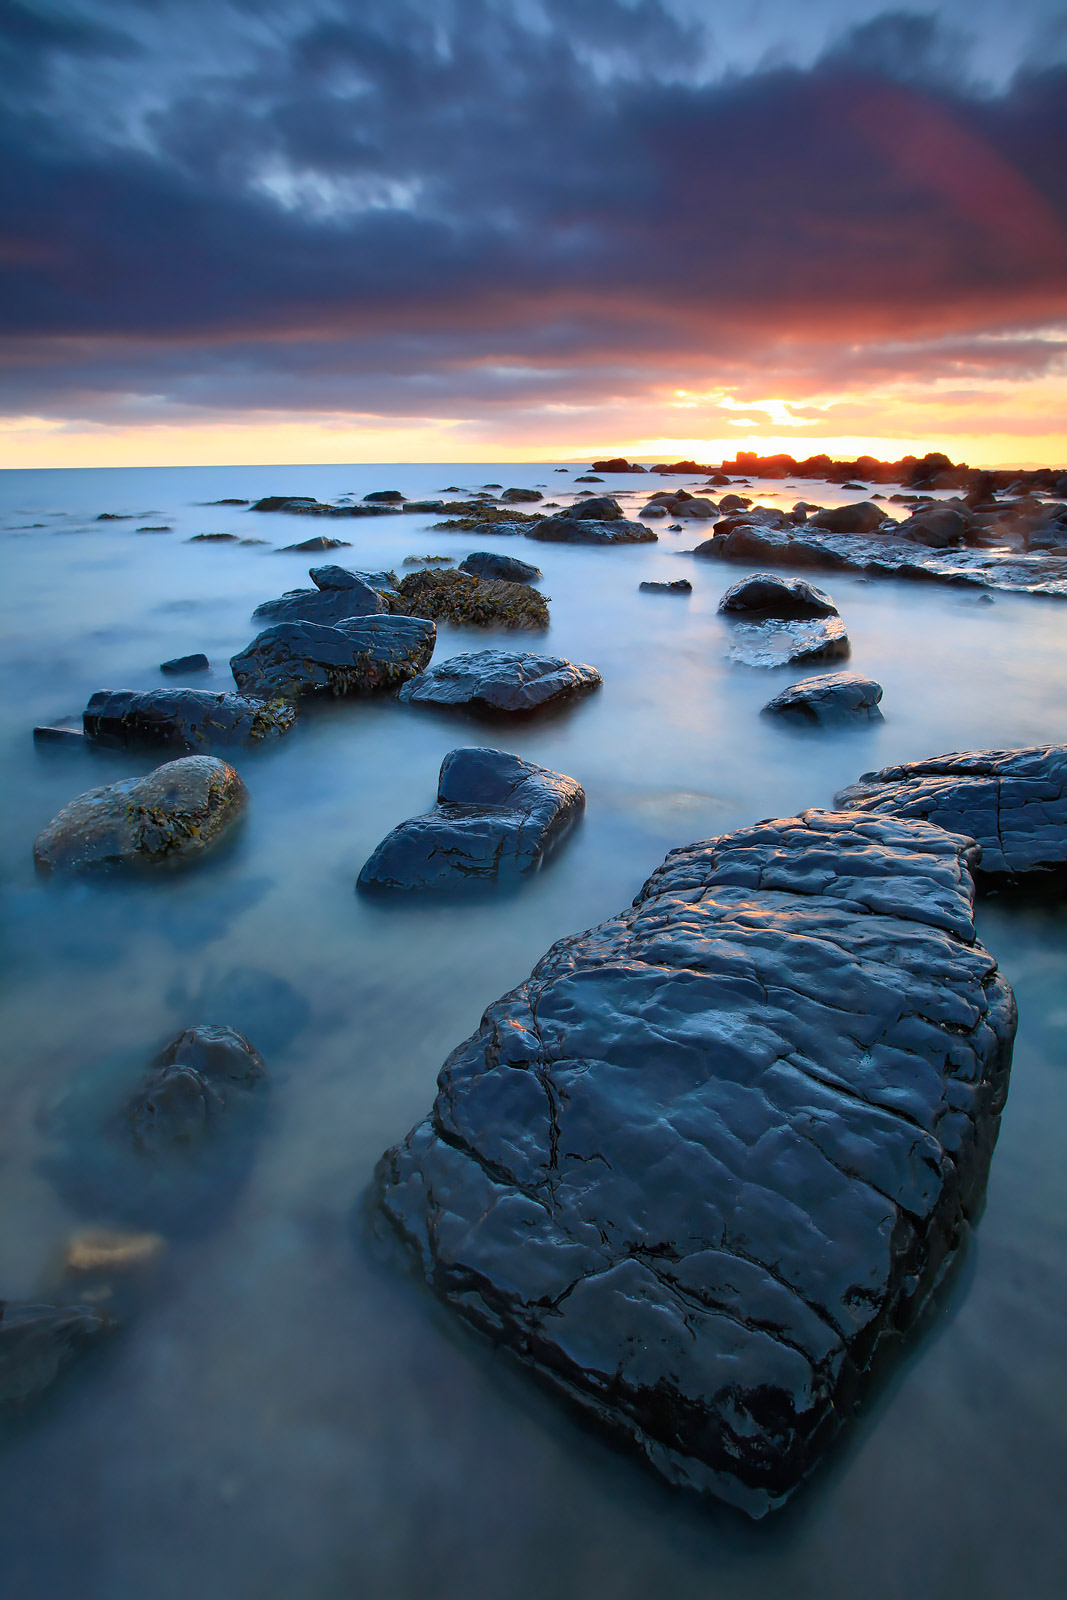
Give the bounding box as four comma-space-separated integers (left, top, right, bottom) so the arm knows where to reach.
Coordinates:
554, 495, 624, 520
188, 532, 239, 543
129, 1025, 267, 1156
639, 504, 668, 518
897, 506, 969, 548
726, 616, 851, 669
34, 756, 247, 876
397, 650, 601, 715
836, 745, 1067, 882
160, 653, 210, 675
309, 564, 398, 595
137, 525, 172, 533
252, 572, 387, 625
500, 488, 544, 503
458, 552, 542, 583
392, 569, 549, 629
809, 502, 887, 534
401, 500, 446, 513
675, 497, 719, 518
719, 573, 839, 619
82, 688, 295, 749
33, 725, 85, 745
719, 493, 752, 511
279, 535, 353, 552
374, 809, 1016, 1517
403, 554, 454, 567
592, 459, 647, 473
358, 747, 584, 893
207, 499, 249, 506
364, 490, 404, 503
96, 513, 132, 522
639, 579, 692, 593
0, 1301, 113, 1407
252, 497, 397, 519
574, 475, 604, 483
230, 616, 435, 700
763, 673, 883, 724
528, 516, 657, 545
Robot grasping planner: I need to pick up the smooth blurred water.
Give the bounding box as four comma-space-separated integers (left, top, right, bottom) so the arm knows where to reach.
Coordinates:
0, 462, 1065, 1600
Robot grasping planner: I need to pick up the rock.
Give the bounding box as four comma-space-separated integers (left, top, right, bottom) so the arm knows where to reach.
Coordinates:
639, 504, 668, 518
841, 481, 868, 490
96, 513, 132, 521
500, 488, 544, 503
392, 570, 549, 629
809, 502, 887, 534
0, 1301, 113, 1407
719, 493, 752, 511
364, 490, 404, 503
557, 495, 624, 521
207, 498, 249, 506
718, 573, 839, 619
401, 500, 446, 513
726, 617, 851, 669
160, 653, 210, 675
896, 506, 968, 548
128, 1025, 267, 1157
458, 552, 542, 583
675, 497, 719, 518
280, 535, 353, 552
836, 745, 1067, 881
137, 525, 172, 533
762, 673, 883, 724
34, 756, 247, 875
403, 554, 454, 567
397, 650, 601, 715
82, 689, 295, 749
309, 564, 398, 595
33, 725, 85, 745
639, 579, 692, 594
188, 532, 239, 543
358, 747, 584, 892
374, 808, 1016, 1516
230, 616, 435, 700
591, 459, 647, 473
251, 497, 398, 519
252, 572, 387, 625
574, 475, 604, 483
527, 517, 657, 545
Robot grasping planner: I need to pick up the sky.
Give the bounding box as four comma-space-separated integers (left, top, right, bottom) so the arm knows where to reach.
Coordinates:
2, 0, 1067, 470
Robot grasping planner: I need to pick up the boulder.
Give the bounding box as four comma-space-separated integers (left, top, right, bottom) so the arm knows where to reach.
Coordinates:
358, 747, 584, 893
762, 673, 883, 724
459, 552, 542, 583
591, 459, 647, 473
527, 517, 657, 545
397, 650, 601, 715
128, 1025, 267, 1157
33, 725, 85, 745
309, 564, 398, 595
280, 535, 353, 552
392, 569, 549, 628
252, 573, 387, 625
896, 506, 968, 548
230, 616, 435, 700
726, 616, 851, 669
639, 579, 692, 593
0, 1301, 113, 1407
374, 809, 1016, 1516
557, 496, 624, 521
836, 745, 1067, 881
719, 493, 752, 512
809, 502, 886, 534
639, 504, 668, 518
364, 490, 404, 503
500, 488, 544, 503
34, 756, 247, 875
82, 689, 295, 749
718, 573, 839, 619
675, 498, 719, 518
160, 653, 210, 675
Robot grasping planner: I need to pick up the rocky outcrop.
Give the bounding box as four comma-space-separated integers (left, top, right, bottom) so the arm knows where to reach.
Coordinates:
397, 650, 601, 715
374, 809, 1016, 1516
459, 552, 543, 583
0, 1301, 113, 1407
725, 616, 851, 668
251, 496, 398, 518
591, 458, 647, 473
83, 689, 295, 748
718, 573, 838, 619
230, 616, 435, 699
358, 747, 584, 892
391, 569, 549, 629
252, 571, 387, 625
762, 673, 883, 724
128, 1026, 267, 1156
836, 745, 1067, 881
528, 515, 657, 545
34, 756, 247, 875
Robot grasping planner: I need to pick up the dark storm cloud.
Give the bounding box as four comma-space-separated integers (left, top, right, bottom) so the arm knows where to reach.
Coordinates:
1, 0, 1066, 421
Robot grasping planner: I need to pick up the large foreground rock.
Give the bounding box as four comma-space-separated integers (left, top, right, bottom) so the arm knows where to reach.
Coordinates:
836, 745, 1067, 881
230, 616, 435, 699
83, 689, 295, 748
762, 672, 883, 724
34, 757, 247, 875
0, 1301, 113, 1407
358, 747, 584, 892
397, 650, 601, 715
375, 810, 1016, 1516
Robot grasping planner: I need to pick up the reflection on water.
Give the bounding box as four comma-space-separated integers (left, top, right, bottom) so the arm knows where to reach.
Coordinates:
1, 463, 1065, 1599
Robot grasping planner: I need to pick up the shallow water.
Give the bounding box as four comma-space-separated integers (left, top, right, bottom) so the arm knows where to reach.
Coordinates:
1, 462, 1065, 1599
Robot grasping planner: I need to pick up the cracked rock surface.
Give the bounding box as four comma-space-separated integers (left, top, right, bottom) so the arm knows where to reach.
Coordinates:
252, 572, 387, 625
83, 688, 295, 748
397, 650, 601, 715
837, 745, 1067, 880
374, 809, 1016, 1516
34, 756, 247, 875
358, 746, 584, 892
763, 673, 883, 724
230, 615, 435, 699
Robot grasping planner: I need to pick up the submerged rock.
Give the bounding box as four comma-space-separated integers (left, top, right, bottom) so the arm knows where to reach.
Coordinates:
639, 578, 692, 593
836, 745, 1067, 881
160, 653, 210, 675
392, 569, 549, 628
374, 809, 1016, 1516
459, 552, 543, 583
82, 688, 295, 749
0, 1301, 113, 1408
358, 747, 584, 892
726, 616, 851, 668
34, 756, 247, 875
230, 616, 435, 700
397, 650, 601, 715
762, 673, 883, 724
719, 573, 838, 619
128, 1025, 267, 1157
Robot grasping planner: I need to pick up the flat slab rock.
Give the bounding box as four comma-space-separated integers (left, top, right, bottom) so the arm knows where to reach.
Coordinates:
639, 579, 692, 594
34, 756, 247, 875
375, 809, 1015, 1515
397, 650, 601, 715
726, 615, 850, 668
763, 673, 883, 724
358, 747, 584, 892
528, 517, 657, 545
230, 615, 435, 700
83, 688, 295, 748
836, 745, 1067, 880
